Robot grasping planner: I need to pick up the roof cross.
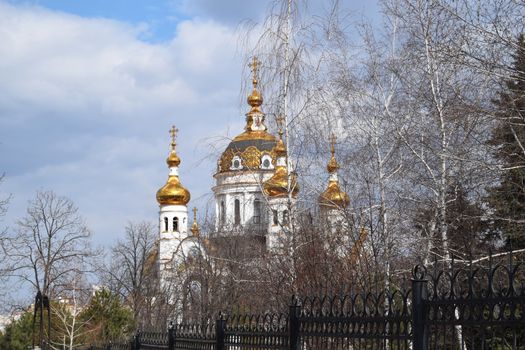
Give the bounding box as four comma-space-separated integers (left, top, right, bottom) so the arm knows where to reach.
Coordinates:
169, 125, 179, 150
329, 133, 337, 155
249, 56, 260, 87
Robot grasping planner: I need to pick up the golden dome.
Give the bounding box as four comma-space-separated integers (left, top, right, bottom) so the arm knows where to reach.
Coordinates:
319, 134, 349, 208
167, 150, 180, 167
156, 125, 191, 206
247, 84, 263, 108
263, 166, 299, 197
156, 175, 191, 206
263, 130, 299, 198
327, 154, 339, 173
217, 57, 279, 174
319, 180, 349, 208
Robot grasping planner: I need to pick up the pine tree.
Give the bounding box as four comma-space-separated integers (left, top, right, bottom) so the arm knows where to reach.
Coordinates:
487, 34, 525, 248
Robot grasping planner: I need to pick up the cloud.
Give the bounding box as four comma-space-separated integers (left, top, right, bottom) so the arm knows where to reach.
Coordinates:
0, 1, 251, 246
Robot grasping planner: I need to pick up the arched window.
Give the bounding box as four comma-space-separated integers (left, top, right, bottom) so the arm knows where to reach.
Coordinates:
272, 210, 278, 225
220, 201, 225, 225
283, 210, 289, 225
164, 217, 168, 232
234, 199, 240, 225
253, 199, 261, 224
173, 217, 179, 232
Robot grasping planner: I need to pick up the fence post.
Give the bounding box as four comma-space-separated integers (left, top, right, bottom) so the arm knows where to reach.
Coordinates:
133, 330, 141, 350
412, 266, 428, 350
216, 315, 226, 350
289, 297, 301, 350
106, 341, 112, 350
168, 321, 176, 350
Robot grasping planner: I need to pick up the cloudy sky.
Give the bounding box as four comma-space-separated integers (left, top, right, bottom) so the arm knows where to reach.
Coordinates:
0, 0, 377, 248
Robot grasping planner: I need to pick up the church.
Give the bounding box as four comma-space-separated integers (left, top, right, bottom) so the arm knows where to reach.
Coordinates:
153, 58, 351, 293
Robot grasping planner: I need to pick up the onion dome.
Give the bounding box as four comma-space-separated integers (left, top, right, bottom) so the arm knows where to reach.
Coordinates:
319, 135, 349, 208
263, 129, 299, 198
217, 57, 278, 173
156, 126, 191, 206
190, 207, 200, 237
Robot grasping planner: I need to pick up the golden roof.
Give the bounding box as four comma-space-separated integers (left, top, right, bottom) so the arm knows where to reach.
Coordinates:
218, 57, 278, 173
319, 180, 349, 208
263, 129, 299, 198
156, 126, 191, 206
263, 166, 299, 198
319, 134, 349, 208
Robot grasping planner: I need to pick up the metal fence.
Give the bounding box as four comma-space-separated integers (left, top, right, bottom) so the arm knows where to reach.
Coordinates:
98, 252, 525, 350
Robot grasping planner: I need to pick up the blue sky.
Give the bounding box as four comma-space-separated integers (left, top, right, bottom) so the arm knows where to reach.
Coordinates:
0, 0, 379, 248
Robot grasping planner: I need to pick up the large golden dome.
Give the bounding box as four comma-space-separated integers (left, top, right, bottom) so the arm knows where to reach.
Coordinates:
218, 57, 279, 173
156, 126, 191, 206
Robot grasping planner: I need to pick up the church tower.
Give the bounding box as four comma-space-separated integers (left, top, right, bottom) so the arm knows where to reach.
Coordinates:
263, 119, 299, 248
318, 134, 349, 229
156, 126, 191, 272
212, 58, 278, 236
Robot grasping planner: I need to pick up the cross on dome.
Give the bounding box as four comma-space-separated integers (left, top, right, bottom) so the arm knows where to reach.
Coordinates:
249, 56, 260, 86
330, 133, 337, 156
170, 125, 179, 150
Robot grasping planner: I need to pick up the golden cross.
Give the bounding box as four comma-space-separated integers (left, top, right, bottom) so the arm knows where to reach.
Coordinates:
329, 133, 337, 155
249, 56, 260, 86
169, 125, 179, 149
192, 207, 198, 220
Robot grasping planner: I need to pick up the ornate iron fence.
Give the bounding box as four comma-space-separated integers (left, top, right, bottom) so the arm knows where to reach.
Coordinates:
96, 252, 525, 350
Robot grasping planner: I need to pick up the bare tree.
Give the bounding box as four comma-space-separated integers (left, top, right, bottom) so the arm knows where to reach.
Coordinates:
103, 221, 158, 328
0, 190, 93, 348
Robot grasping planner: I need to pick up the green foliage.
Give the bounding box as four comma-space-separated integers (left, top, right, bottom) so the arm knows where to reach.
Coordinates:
80, 288, 134, 343
487, 34, 525, 248
0, 311, 33, 350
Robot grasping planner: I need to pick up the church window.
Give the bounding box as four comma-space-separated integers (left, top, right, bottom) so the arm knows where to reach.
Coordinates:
234, 199, 241, 225
253, 199, 261, 224
164, 217, 168, 231
230, 156, 243, 170
272, 210, 278, 225
260, 154, 273, 169
283, 210, 289, 225
220, 201, 225, 225
173, 217, 179, 232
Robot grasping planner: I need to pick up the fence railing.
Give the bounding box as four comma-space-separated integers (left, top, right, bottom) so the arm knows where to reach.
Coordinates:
97, 252, 525, 350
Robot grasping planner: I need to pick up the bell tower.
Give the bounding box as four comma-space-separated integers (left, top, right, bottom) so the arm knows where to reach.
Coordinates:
156, 125, 191, 271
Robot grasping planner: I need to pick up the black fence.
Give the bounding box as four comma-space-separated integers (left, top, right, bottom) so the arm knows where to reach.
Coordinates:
98, 252, 525, 350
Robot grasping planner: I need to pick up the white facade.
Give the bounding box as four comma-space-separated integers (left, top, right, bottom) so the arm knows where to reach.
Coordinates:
212, 170, 273, 234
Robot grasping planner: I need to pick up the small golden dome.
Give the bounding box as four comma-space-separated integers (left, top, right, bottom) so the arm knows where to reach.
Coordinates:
167, 150, 180, 167
263, 167, 299, 197
156, 175, 191, 206
273, 137, 286, 157
327, 154, 339, 173
247, 85, 263, 108
319, 180, 349, 208
263, 130, 299, 198
157, 125, 191, 206
319, 134, 348, 208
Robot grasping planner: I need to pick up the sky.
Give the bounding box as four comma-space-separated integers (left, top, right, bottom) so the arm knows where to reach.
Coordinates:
0, 0, 379, 248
